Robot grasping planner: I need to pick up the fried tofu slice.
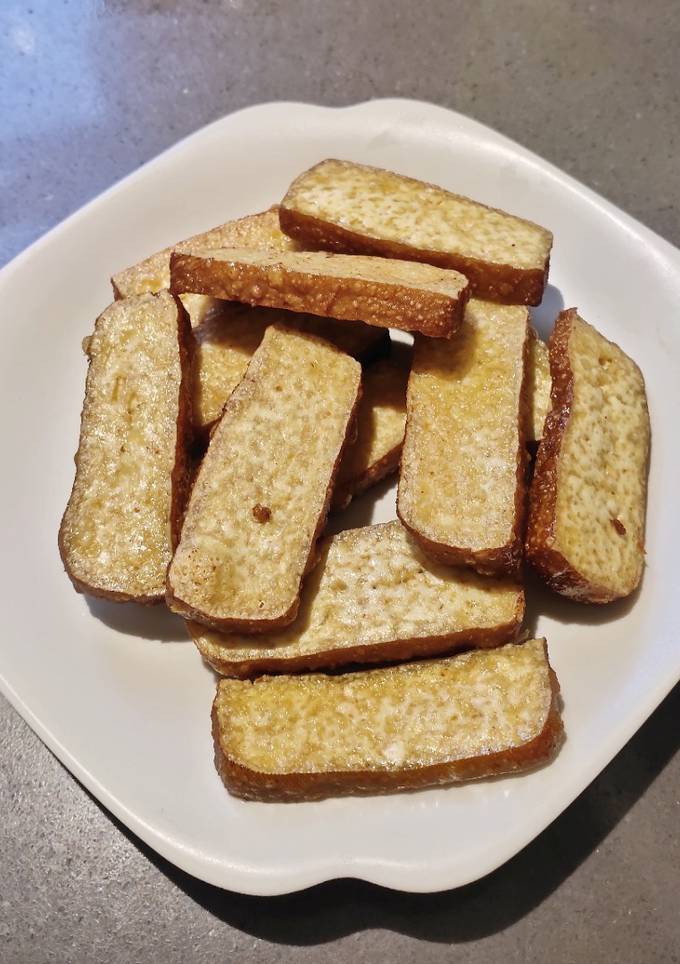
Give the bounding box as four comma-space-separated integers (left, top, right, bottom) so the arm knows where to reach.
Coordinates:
211, 638, 563, 801
59, 291, 192, 602
398, 300, 530, 575
190, 520, 524, 677
279, 159, 552, 305
527, 330, 552, 444
526, 309, 650, 602
192, 303, 265, 435
192, 303, 387, 435
111, 207, 298, 328
166, 325, 361, 631
112, 206, 296, 300
170, 247, 470, 337
332, 352, 409, 508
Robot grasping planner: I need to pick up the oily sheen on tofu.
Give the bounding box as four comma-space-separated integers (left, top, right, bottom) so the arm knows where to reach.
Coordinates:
59, 291, 192, 602
332, 355, 409, 507
190, 520, 524, 677
112, 207, 300, 329
279, 158, 553, 305
527, 331, 551, 444
166, 324, 361, 631
170, 247, 470, 337
527, 309, 650, 602
192, 302, 387, 433
211, 638, 563, 801
398, 299, 530, 575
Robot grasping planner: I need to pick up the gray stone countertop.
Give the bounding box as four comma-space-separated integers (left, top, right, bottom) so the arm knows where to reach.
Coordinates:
1, 1, 679, 961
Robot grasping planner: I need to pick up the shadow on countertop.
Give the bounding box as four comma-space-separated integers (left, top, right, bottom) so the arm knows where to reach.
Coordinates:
92, 676, 680, 946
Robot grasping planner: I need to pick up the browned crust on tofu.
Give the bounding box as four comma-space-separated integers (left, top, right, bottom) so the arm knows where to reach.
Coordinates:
191, 590, 524, 677
525, 311, 577, 594
111, 206, 293, 299
58, 295, 194, 605
169, 298, 195, 550
526, 308, 645, 602
300, 385, 363, 582
397, 328, 531, 577
192, 309, 389, 443
279, 206, 549, 307
331, 442, 402, 511
167, 584, 301, 634
210, 655, 563, 802
170, 251, 468, 338
165, 331, 362, 632
167, 391, 361, 631
331, 345, 411, 509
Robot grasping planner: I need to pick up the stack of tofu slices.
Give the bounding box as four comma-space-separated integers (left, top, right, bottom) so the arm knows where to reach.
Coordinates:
60, 159, 650, 802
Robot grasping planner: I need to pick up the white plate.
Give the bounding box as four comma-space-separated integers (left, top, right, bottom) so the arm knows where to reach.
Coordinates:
1, 99, 679, 896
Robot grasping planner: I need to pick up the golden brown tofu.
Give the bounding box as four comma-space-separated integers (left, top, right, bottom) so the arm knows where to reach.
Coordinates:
332, 353, 409, 508
170, 247, 470, 337
192, 302, 388, 434
279, 159, 552, 305
527, 309, 650, 602
190, 520, 524, 677
212, 638, 563, 801
167, 325, 361, 631
111, 207, 299, 329
527, 330, 551, 444
398, 300, 530, 575
59, 291, 192, 602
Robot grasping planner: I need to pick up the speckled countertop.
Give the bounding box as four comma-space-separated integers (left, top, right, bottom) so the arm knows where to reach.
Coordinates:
1, 2, 679, 961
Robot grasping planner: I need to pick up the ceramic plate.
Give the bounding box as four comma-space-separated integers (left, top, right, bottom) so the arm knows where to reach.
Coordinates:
1, 99, 678, 896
